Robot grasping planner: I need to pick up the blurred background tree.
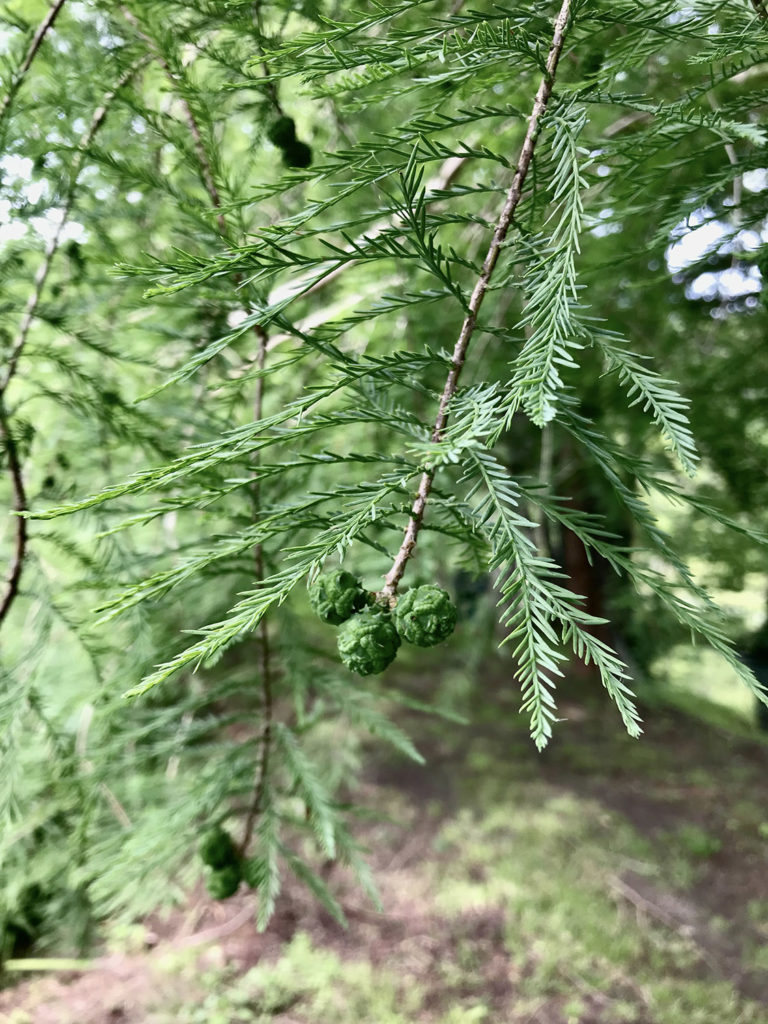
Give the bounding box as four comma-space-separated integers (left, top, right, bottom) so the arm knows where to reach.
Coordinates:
1, 0, 767, 962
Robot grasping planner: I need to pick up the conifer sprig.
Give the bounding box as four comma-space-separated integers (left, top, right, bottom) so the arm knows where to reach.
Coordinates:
379, 0, 575, 599
2, 0, 767, 943
0, 57, 148, 628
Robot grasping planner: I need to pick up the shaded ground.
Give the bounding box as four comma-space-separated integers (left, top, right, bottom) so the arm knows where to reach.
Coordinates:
2, 661, 768, 1023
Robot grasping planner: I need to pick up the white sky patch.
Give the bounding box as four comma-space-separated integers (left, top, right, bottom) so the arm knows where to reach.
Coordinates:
667, 220, 730, 272
0, 222, 27, 243
0, 154, 34, 183
591, 222, 622, 238
733, 229, 763, 252
666, 7, 697, 25
30, 208, 87, 245
666, 207, 729, 273
25, 180, 47, 204
227, 309, 249, 328
744, 169, 768, 193
0, 197, 27, 242
589, 208, 622, 238
688, 265, 761, 301
667, 204, 765, 300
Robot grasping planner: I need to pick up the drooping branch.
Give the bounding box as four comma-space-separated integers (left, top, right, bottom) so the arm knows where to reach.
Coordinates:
0, 60, 147, 631
379, 0, 574, 600
240, 328, 274, 854
125, 11, 277, 847
0, 0, 68, 130
0, 58, 149, 400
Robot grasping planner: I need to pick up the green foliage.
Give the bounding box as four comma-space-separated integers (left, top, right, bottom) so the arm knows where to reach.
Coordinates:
0, 0, 767, 951
241, 855, 266, 891
672, 823, 723, 862
337, 608, 401, 676
394, 584, 457, 647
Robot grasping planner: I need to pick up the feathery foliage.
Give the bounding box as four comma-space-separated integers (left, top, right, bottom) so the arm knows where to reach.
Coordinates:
1, 0, 767, 949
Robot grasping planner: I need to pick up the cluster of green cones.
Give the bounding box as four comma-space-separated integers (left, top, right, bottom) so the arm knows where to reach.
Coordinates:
199, 826, 267, 900
266, 116, 312, 168
309, 570, 457, 676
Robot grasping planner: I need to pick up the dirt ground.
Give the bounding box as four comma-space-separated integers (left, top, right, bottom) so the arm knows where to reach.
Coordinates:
2, 674, 768, 1024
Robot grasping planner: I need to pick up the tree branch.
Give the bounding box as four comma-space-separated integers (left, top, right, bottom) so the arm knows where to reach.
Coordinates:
267, 155, 468, 315
0, 60, 146, 631
0, 402, 28, 628
240, 326, 274, 855
119, 7, 228, 234
121, 8, 275, 848
379, 0, 574, 600
706, 93, 742, 229
0, 0, 68, 130
0, 58, 148, 400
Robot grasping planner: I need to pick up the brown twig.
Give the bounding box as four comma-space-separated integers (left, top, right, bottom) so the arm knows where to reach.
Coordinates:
602, 110, 651, 138
378, 0, 574, 600
174, 902, 254, 948
0, 403, 28, 628
239, 325, 274, 855
750, 0, 767, 20
0, 0, 68, 129
0, 60, 146, 631
124, 6, 275, 850
0, 58, 148, 400
706, 93, 743, 241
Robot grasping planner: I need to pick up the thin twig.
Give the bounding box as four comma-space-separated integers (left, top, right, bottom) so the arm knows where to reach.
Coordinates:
240, 326, 274, 855
750, 0, 767, 20
0, 0, 68, 130
174, 902, 254, 948
706, 93, 742, 216
0, 58, 148, 399
378, 0, 574, 600
602, 111, 651, 138
124, 6, 275, 850
0, 402, 28, 628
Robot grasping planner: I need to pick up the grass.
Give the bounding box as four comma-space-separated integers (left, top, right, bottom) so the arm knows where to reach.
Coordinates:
3, 663, 768, 1023
133, 776, 766, 1023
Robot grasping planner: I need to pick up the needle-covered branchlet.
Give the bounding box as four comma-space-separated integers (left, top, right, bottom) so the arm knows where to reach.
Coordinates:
0, 0, 69, 133
378, 0, 574, 601
0, 59, 148, 631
